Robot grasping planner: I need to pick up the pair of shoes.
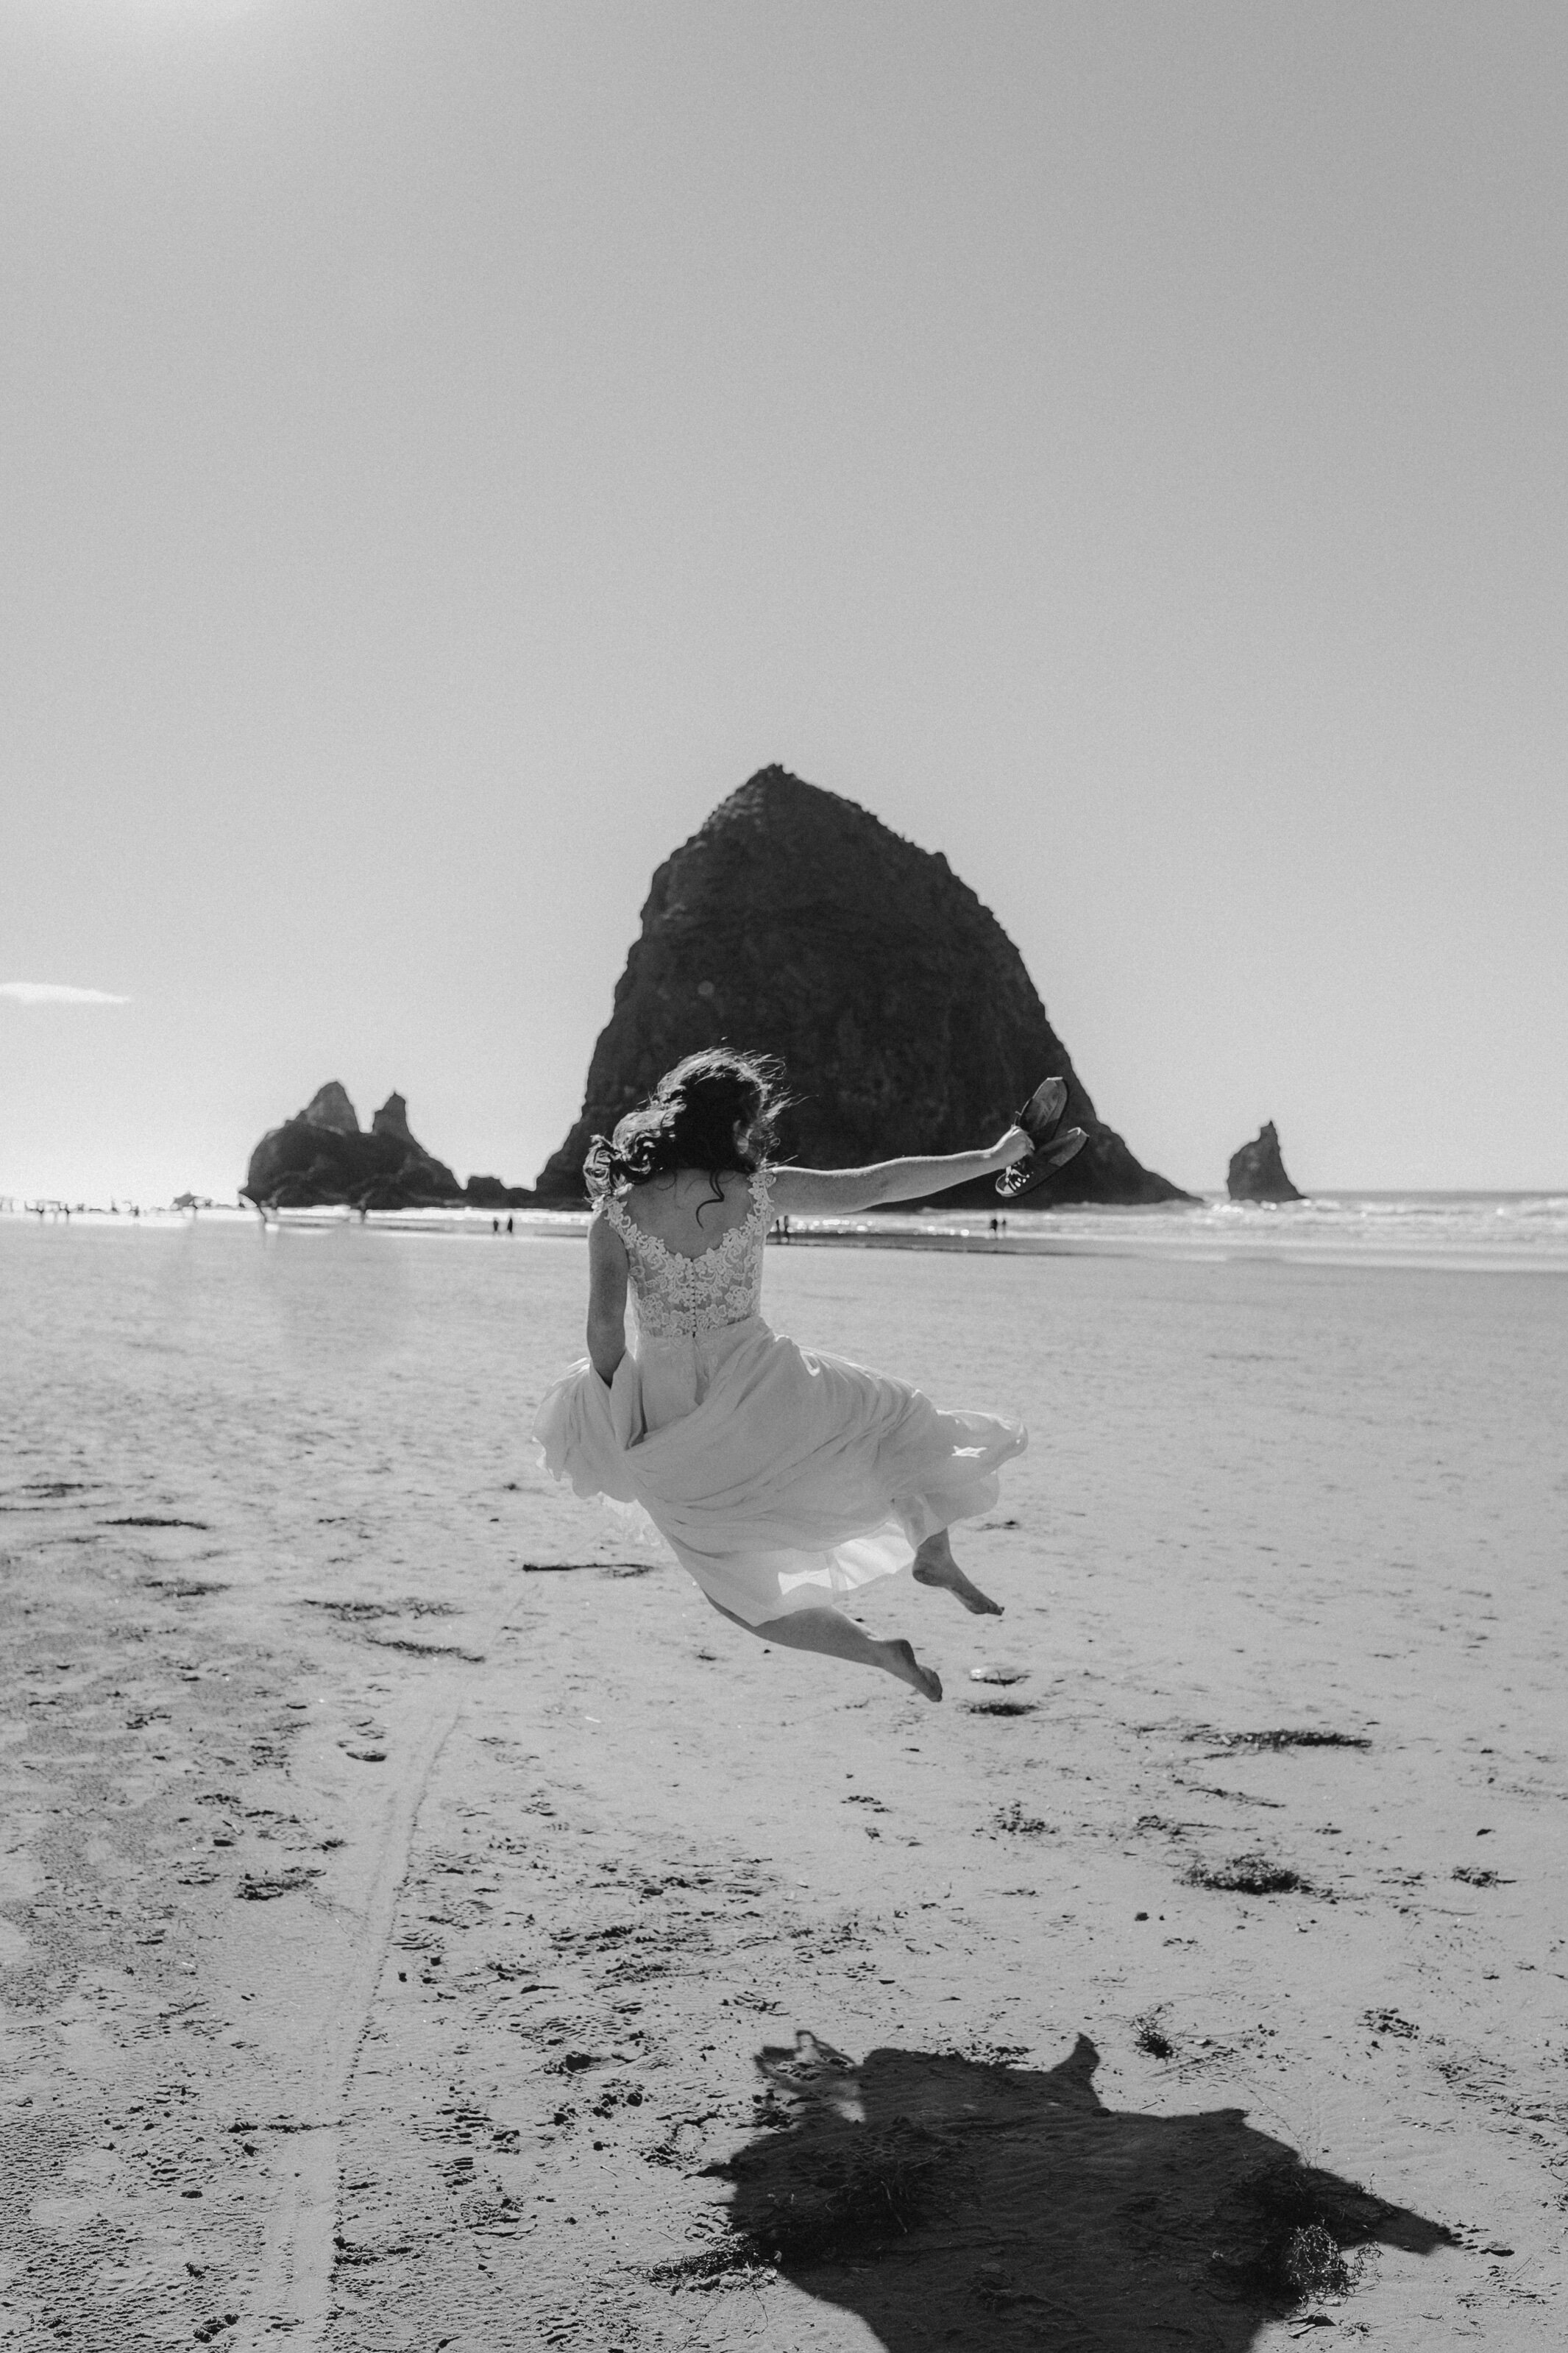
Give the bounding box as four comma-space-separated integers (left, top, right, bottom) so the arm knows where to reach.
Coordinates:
996, 1075, 1089, 1199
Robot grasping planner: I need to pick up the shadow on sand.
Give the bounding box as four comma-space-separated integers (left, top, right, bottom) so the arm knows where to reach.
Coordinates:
698, 2031, 1452, 2349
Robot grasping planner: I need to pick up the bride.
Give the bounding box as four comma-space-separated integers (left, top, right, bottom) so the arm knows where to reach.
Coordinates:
533, 1048, 1083, 1702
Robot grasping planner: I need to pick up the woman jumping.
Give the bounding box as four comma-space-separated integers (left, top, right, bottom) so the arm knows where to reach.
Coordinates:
533, 1050, 1084, 1702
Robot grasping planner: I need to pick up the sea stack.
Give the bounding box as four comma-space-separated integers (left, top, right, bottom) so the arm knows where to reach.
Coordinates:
1227, 1122, 1304, 1203
535, 767, 1190, 1207
299, 1080, 359, 1135
244, 1087, 472, 1211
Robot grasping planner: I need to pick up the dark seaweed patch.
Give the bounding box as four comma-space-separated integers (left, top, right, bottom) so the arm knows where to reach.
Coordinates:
236, 1868, 321, 1901
107, 1515, 212, 1530
1207, 2159, 1399, 2300
370, 1638, 486, 1663
1184, 1855, 1315, 1896
1362, 2009, 1419, 2039
521, 1558, 653, 1574
302, 1598, 400, 1618
1190, 1728, 1371, 1752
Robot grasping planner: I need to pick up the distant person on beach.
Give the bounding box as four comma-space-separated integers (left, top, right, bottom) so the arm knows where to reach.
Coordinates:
534, 1050, 1084, 1702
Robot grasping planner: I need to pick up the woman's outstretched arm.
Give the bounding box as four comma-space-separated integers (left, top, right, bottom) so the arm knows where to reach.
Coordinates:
586, 1211, 630, 1383
767, 1128, 1032, 1217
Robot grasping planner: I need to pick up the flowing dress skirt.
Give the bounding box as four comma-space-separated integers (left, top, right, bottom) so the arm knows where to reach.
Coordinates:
533, 1314, 1026, 1627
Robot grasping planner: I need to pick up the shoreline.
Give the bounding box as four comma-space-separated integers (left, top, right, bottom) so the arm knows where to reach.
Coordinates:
7, 1192, 1568, 1275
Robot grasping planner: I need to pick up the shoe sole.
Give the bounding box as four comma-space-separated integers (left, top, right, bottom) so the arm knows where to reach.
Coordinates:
996, 1126, 1089, 1200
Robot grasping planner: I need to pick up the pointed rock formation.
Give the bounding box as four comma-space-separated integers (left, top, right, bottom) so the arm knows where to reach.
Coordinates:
302, 1080, 360, 1135
536, 766, 1190, 1207
243, 1086, 467, 1211
1227, 1122, 1304, 1203
371, 1091, 416, 1146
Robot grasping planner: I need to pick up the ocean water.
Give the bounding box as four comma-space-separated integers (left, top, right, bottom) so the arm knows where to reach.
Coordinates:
8, 1189, 1564, 1273
863, 1189, 1568, 1273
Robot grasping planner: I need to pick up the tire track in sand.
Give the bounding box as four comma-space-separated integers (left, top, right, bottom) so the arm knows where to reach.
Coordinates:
240, 1682, 466, 2352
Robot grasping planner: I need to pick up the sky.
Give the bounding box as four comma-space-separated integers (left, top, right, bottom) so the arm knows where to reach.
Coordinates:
3, 0, 1565, 1203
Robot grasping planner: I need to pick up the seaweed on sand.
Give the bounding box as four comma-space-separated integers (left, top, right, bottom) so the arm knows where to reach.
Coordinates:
1206, 2156, 1398, 2301
107, 1515, 212, 1529
1361, 2007, 1419, 2039
302, 1598, 401, 1618
1184, 1854, 1316, 1895
371, 1637, 486, 1662
1189, 1728, 1372, 1752
236, 1867, 321, 1901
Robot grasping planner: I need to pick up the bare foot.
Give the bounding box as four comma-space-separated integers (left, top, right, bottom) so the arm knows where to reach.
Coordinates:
879, 1638, 943, 1702
912, 1540, 1004, 1616
917, 1562, 1004, 1616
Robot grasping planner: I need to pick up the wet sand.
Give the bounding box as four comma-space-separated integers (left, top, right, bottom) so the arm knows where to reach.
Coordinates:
2, 1220, 1564, 2350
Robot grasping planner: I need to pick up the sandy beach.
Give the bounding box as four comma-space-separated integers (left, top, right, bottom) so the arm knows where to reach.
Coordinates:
3, 1216, 1564, 2350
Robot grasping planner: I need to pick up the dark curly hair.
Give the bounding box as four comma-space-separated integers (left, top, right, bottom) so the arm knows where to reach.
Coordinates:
583, 1049, 789, 1217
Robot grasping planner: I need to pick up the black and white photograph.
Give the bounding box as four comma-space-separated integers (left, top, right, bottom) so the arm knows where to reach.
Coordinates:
3, 4, 1564, 2348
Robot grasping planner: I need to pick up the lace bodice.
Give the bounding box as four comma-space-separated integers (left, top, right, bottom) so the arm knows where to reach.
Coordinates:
600, 1170, 772, 1340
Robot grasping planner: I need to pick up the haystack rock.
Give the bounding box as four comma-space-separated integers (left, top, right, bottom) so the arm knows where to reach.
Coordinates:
536, 767, 1191, 1207
243, 1086, 473, 1211
1227, 1122, 1304, 1203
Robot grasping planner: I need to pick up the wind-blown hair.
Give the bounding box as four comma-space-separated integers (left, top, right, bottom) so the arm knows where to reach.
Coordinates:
583, 1049, 789, 1213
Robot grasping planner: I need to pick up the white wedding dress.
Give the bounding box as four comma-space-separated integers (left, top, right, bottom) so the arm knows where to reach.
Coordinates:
533, 1168, 1026, 1627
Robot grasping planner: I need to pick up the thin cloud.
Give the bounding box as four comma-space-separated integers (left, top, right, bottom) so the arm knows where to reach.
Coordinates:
1, 982, 131, 1006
